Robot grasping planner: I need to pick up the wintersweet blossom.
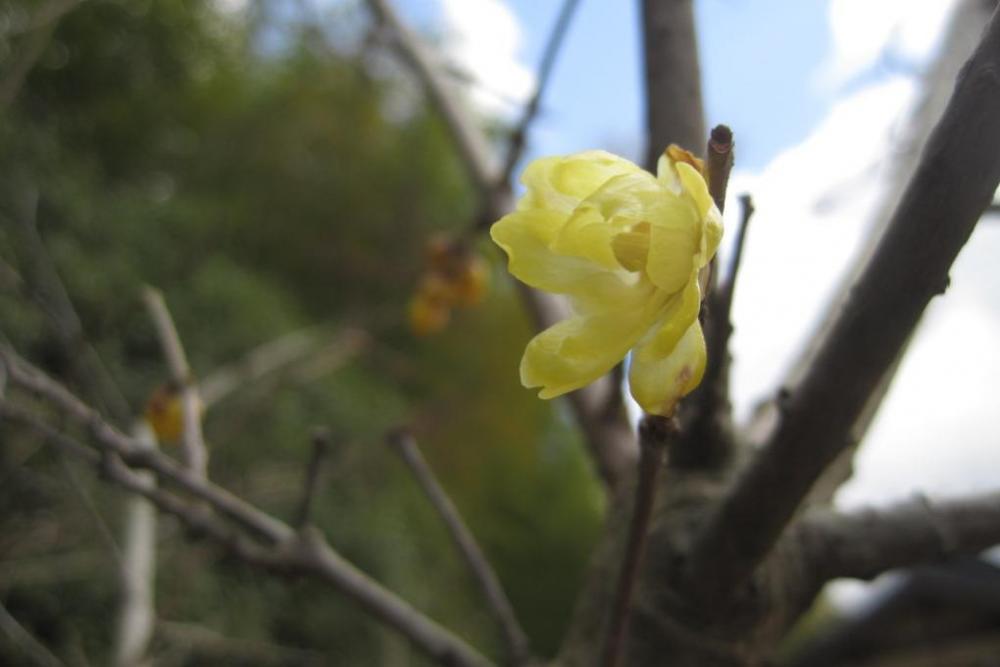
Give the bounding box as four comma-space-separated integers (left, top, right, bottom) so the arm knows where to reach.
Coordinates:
490, 148, 722, 416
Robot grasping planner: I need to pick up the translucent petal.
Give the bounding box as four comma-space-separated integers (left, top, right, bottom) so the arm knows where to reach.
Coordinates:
636, 276, 700, 358
676, 162, 715, 218
645, 199, 700, 294
519, 151, 640, 214
550, 171, 664, 271
491, 207, 641, 306
522, 299, 660, 399
628, 318, 707, 416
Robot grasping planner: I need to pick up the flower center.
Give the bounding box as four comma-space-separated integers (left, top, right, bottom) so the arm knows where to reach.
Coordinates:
611, 221, 650, 272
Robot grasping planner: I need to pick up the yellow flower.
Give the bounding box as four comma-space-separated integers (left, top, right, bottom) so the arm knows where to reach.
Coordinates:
490, 148, 722, 416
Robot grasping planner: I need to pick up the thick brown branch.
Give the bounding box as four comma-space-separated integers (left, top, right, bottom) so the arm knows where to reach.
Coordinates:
684, 5, 1000, 610
794, 491, 1000, 585
388, 430, 529, 666
641, 0, 705, 168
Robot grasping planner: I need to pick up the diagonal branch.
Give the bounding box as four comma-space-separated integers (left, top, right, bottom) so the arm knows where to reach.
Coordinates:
0, 362, 496, 667
683, 5, 1000, 610
792, 491, 1000, 587
0, 596, 66, 667
496, 0, 583, 191
364, 0, 498, 202
387, 429, 530, 666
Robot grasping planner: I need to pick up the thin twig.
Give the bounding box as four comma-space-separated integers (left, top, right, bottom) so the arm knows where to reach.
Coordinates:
112, 421, 159, 667
601, 415, 674, 667
387, 429, 530, 666
704, 125, 734, 214
365, 0, 498, 200
5, 185, 131, 424
497, 0, 583, 189
295, 428, 331, 529
56, 456, 122, 568
0, 597, 66, 667
0, 384, 496, 667
683, 5, 1000, 612
140, 286, 208, 478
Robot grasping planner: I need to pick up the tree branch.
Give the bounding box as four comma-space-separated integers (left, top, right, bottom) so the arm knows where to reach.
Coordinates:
601, 416, 673, 667
0, 362, 496, 667
640, 0, 705, 168
364, 0, 498, 202
683, 5, 1000, 610
0, 597, 66, 667
793, 491, 1000, 585
744, 0, 996, 475
140, 286, 208, 478
387, 429, 529, 666
112, 421, 159, 667
496, 0, 582, 190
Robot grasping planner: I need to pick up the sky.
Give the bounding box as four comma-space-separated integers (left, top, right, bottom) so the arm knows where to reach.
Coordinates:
389, 0, 1000, 516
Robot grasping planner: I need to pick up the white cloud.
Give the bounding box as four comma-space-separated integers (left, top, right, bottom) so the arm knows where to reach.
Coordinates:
727, 50, 1000, 512
814, 0, 960, 92
438, 0, 535, 118
727, 76, 918, 421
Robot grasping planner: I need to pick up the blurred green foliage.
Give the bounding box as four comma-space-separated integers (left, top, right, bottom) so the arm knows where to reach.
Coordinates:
0, 0, 603, 663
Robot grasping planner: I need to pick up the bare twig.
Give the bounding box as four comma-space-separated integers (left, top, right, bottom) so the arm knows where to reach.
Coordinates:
1, 347, 289, 544
794, 491, 1000, 585
683, 5, 1000, 611
4, 185, 131, 424
200, 327, 366, 408
704, 125, 734, 214
364, 0, 498, 200
112, 421, 159, 667
295, 429, 331, 529
140, 286, 208, 478
0, 597, 66, 667
56, 456, 122, 567
601, 415, 673, 667
0, 366, 496, 667
387, 429, 529, 666
497, 0, 583, 189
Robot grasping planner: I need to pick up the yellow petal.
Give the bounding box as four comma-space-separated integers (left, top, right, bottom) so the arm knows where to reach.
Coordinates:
637, 276, 701, 358
522, 285, 665, 399
519, 151, 640, 214
522, 316, 638, 399
628, 318, 706, 416
645, 199, 700, 294
550, 171, 663, 271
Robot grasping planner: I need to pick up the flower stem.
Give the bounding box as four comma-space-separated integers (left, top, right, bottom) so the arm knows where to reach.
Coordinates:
602, 414, 676, 667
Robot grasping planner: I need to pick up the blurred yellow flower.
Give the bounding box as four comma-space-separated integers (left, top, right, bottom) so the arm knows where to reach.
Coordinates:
407, 236, 489, 336
490, 148, 722, 416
